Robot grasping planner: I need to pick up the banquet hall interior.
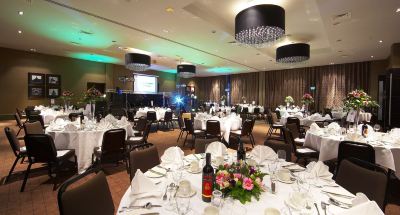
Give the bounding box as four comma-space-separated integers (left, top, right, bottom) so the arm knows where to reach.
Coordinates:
0, 0, 400, 214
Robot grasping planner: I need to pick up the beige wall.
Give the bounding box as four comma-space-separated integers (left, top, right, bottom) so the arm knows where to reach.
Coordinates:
0, 47, 176, 116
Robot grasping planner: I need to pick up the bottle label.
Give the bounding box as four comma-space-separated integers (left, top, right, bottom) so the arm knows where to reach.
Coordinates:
202, 175, 213, 198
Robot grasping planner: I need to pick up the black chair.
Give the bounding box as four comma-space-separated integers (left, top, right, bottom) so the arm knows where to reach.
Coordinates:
133, 116, 147, 136
285, 123, 305, 146
92, 129, 127, 170
230, 119, 255, 147
286, 117, 305, 137
14, 113, 25, 136
68, 112, 84, 122
16, 108, 25, 121
183, 119, 205, 149
241, 107, 249, 114
282, 127, 318, 165
126, 123, 151, 149
24, 106, 37, 119
23, 121, 44, 135
336, 158, 388, 211
274, 110, 281, 119
205, 120, 222, 140
22, 134, 77, 192
337, 141, 375, 172
194, 138, 220, 154
323, 108, 333, 119
264, 137, 292, 162
4, 127, 27, 183
58, 168, 114, 215
160, 111, 174, 130
147, 111, 159, 131
177, 116, 187, 142
110, 108, 127, 120
266, 114, 283, 139
129, 143, 160, 181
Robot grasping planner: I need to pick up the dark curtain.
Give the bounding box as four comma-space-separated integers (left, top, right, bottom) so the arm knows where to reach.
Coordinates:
231, 72, 259, 104
186, 76, 225, 102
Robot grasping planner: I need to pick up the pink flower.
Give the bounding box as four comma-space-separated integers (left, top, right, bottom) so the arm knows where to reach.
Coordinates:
242, 177, 254, 191
233, 173, 242, 179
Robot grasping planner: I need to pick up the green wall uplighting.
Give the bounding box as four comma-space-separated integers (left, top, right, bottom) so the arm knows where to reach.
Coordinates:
206, 67, 242, 73
68, 53, 120, 63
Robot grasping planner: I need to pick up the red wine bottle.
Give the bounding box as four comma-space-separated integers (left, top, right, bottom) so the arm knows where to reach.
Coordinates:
202, 153, 214, 202
237, 140, 246, 161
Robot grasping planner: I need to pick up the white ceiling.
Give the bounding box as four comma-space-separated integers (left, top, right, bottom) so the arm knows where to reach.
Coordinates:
0, 0, 399, 76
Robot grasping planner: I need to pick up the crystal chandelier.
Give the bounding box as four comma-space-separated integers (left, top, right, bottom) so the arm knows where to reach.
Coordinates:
235, 4, 285, 46
276, 43, 310, 63
125, 53, 151, 71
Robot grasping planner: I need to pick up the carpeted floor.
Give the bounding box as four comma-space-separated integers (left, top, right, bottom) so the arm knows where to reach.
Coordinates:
0, 119, 398, 214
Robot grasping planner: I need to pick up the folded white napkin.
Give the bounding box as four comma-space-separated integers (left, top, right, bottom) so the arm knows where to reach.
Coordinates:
104, 114, 117, 123
205, 141, 227, 157
352, 192, 370, 206
293, 112, 303, 118
160, 147, 184, 168
307, 161, 333, 182
327, 122, 341, 135
250, 145, 278, 163
130, 169, 161, 200
309, 123, 323, 134
309, 113, 322, 120
338, 201, 384, 215
345, 133, 365, 142
64, 123, 78, 131
55, 118, 65, 125
97, 121, 113, 130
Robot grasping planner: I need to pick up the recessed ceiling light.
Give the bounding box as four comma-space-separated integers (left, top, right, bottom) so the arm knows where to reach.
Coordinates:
162, 29, 169, 33
18, 11, 24, 15
18, 30, 22, 34
30, 48, 36, 52
165, 7, 174, 13
396, 8, 400, 13
379, 40, 383, 43
371, 55, 374, 58
330, 62, 334, 65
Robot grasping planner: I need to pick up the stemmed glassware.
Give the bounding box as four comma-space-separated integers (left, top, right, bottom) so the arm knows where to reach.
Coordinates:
373, 124, 381, 132
175, 196, 191, 215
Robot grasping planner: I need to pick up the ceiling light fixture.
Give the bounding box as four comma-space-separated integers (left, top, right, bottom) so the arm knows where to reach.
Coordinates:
125, 53, 151, 71
18, 30, 22, 34
177, 64, 196, 78
396, 8, 400, 13
371, 55, 374, 58
235, 4, 285, 46
165, 7, 174, 13
379, 40, 383, 43
18, 11, 24, 15
30, 48, 36, 52
276, 43, 310, 63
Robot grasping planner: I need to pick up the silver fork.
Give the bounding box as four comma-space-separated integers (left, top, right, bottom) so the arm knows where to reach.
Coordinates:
321, 202, 328, 215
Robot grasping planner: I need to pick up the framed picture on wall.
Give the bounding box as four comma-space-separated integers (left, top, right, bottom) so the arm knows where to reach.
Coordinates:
46, 74, 61, 86
47, 87, 61, 98
28, 86, 45, 99
28, 73, 45, 85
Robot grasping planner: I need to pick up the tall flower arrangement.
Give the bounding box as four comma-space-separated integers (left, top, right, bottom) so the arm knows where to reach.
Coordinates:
83, 87, 102, 102
301, 93, 314, 105
241, 96, 247, 103
284, 96, 294, 106
215, 162, 266, 204
343, 89, 378, 110
60, 90, 74, 109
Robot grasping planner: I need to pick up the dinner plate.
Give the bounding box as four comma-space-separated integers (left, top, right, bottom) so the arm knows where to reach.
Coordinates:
277, 177, 295, 184
187, 168, 202, 174
176, 189, 197, 198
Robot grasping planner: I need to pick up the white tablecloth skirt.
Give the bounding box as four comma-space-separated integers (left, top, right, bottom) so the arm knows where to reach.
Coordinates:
47, 124, 133, 173
304, 132, 399, 178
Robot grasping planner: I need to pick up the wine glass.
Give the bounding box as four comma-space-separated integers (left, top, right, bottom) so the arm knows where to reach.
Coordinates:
175, 196, 191, 215
373, 124, 381, 132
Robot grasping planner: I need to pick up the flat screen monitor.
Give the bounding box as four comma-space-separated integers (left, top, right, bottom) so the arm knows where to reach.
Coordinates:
134, 74, 157, 94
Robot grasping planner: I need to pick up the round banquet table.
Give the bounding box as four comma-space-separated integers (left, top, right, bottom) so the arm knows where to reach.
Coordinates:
193, 116, 241, 143
135, 108, 170, 120
117, 153, 360, 215
46, 123, 133, 173
304, 131, 400, 178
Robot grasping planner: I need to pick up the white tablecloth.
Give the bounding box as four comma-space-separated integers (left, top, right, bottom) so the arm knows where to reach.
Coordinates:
280, 113, 331, 127
117, 153, 365, 215
193, 115, 241, 142
304, 131, 400, 178
46, 123, 133, 173
135, 107, 170, 120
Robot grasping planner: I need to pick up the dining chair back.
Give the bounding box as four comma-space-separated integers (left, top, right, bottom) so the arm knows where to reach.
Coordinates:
164, 111, 173, 122
206, 120, 221, 138
287, 117, 300, 130
135, 116, 147, 133
24, 134, 58, 163
194, 138, 220, 154
58, 169, 114, 215
253, 107, 260, 115
100, 129, 126, 163
27, 114, 45, 127
337, 141, 375, 168
68, 112, 84, 122
282, 127, 297, 153
24, 121, 44, 134
285, 123, 300, 139
129, 143, 160, 181
241, 107, 249, 114
274, 110, 281, 119
241, 119, 253, 136
5, 127, 23, 157
271, 112, 280, 124
336, 158, 388, 210
146, 111, 157, 122
16, 108, 24, 119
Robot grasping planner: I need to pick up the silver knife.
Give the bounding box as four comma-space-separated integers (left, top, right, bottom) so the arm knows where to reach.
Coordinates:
148, 169, 166, 176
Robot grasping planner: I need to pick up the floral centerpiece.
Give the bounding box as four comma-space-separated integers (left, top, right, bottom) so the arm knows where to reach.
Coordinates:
220, 95, 227, 106
343, 89, 378, 126
284, 96, 294, 107
241, 96, 247, 103
82, 87, 102, 118
60, 90, 74, 109
301, 93, 314, 112
215, 161, 267, 204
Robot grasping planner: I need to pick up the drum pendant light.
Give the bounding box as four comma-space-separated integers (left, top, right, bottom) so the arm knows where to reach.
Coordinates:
125, 53, 151, 71
235, 4, 285, 46
276, 43, 310, 63
177, 64, 196, 78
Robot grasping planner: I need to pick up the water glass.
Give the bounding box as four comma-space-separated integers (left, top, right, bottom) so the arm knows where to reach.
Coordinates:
211, 190, 223, 208
373, 124, 381, 132
277, 150, 286, 161
172, 170, 183, 183
175, 196, 191, 215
